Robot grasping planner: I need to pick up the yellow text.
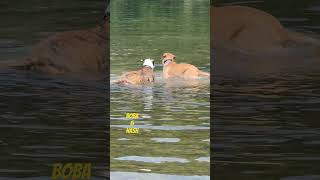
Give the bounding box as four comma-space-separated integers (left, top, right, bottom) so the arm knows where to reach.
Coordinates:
52, 163, 91, 180
126, 113, 139, 119
126, 128, 139, 134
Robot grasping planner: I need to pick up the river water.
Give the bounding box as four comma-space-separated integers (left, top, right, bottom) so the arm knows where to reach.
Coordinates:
213, 1, 320, 179
0, 0, 107, 179
110, 0, 210, 179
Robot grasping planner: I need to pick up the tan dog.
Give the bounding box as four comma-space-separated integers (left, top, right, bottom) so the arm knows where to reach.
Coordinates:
211, 5, 320, 52
113, 59, 155, 85
5, 6, 110, 76
162, 53, 209, 80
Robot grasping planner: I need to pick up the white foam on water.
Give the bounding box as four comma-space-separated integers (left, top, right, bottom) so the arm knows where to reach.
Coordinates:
151, 138, 181, 143
140, 168, 152, 172
195, 157, 210, 162
111, 124, 209, 131
114, 156, 189, 163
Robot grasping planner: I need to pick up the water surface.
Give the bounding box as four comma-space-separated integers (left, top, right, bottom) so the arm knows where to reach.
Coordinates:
110, 0, 210, 177
213, 1, 320, 179
0, 0, 107, 178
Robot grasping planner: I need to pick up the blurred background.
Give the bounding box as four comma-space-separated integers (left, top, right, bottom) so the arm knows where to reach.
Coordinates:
212, 1, 320, 179
0, 0, 108, 179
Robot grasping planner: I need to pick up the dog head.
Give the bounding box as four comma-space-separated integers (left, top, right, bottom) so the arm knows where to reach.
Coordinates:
143, 58, 155, 69
162, 53, 176, 65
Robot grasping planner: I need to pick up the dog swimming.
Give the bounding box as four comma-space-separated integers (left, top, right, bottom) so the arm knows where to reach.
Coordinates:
161, 53, 210, 80
112, 58, 155, 85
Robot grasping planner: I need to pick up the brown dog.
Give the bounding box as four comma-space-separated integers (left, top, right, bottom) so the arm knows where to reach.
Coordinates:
113, 59, 155, 85
162, 53, 209, 80
6, 6, 110, 77
211, 5, 320, 52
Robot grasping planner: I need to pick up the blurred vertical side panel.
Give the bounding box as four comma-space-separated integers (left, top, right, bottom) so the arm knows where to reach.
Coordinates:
212, 0, 320, 179
0, 0, 110, 179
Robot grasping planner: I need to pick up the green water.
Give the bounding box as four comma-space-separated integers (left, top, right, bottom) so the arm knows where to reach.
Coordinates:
110, 0, 210, 74
110, 0, 210, 177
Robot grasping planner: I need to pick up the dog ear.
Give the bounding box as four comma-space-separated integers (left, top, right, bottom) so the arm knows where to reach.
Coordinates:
162, 53, 167, 58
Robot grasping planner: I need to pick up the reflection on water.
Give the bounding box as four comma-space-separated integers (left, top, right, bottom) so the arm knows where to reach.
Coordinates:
111, 171, 210, 180
281, 175, 320, 180
111, 0, 210, 177
111, 124, 209, 131
151, 138, 181, 143
196, 157, 210, 162
0, 177, 103, 180
0, 0, 107, 179
213, 1, 320, 179
0, 72, 107, 178
111, 82, 210, 176
114, 156, 190, 163
111, 0, 210, 75
214, 74, 320, 179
